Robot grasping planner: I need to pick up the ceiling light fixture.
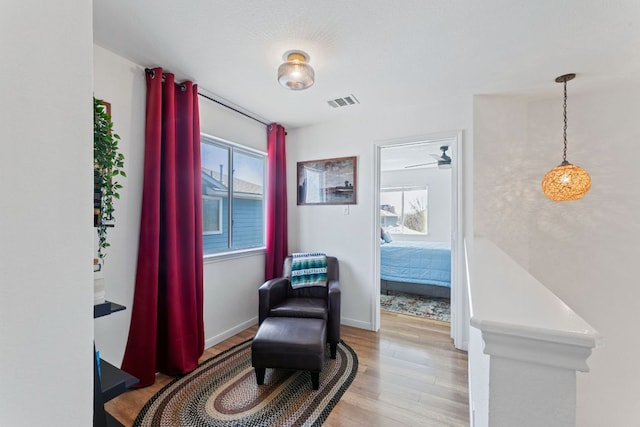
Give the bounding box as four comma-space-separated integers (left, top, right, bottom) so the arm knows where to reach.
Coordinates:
541, 73, 591, 201
278, 50, 314, 90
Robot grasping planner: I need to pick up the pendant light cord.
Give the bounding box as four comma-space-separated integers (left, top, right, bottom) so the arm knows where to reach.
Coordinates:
542, 73, 590, 201
562, 79, 568, 164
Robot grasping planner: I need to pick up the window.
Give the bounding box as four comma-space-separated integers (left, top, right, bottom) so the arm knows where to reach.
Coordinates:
202, 196, 222, 234
380, 186, 429, 235
201, 135, 266, 255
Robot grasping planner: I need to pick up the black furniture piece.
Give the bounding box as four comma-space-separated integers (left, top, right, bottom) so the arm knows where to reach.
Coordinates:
94, 300, 125, 318
258, 256, 341, 358
94, 301, 138, 427
251, 317, 327, 390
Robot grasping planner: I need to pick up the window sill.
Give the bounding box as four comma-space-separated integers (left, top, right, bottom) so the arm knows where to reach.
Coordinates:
203, 247, 266, 264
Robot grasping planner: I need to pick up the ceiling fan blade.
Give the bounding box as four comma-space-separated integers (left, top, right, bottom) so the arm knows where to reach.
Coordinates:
405, 160, 436, 169
430, 153, 443, 161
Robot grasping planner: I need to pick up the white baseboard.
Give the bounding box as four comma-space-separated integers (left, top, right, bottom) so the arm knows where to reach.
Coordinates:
204, 317, 258, 349
341, 317, 373, 331
204, 316, 374, 349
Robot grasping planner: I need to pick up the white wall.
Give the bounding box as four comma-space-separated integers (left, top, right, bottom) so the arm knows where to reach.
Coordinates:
93, 45, 146, 367
287, 97, 472, 330
381, 167, 452, 242
474, 96, 530, 266
199, 96, 268, 347
0, 2, 94, 426
93, 45, 267, 364
473, 75, 640, 426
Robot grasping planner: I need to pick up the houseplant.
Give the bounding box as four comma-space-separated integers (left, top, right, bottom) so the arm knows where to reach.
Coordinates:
94, 96, 126, 262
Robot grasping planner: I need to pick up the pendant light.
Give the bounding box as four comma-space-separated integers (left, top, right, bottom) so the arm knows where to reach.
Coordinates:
541, 73, 591, 201
278, 50, 314, 90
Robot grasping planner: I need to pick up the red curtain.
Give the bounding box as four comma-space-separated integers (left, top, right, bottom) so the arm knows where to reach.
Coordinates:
265, 123, 288, 280
121, 67, 204, 387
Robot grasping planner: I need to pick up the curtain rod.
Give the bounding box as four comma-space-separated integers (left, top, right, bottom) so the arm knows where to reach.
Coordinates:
144, 68, 270, 127
197, 92, 270, 127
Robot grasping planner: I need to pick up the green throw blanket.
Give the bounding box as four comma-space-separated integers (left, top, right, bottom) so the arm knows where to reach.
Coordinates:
290, 252, 328, 289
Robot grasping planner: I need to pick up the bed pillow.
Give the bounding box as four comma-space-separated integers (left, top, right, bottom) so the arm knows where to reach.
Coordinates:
381, 230, 393, 243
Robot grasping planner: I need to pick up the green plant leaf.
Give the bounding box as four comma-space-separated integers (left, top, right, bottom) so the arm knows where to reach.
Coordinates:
94, 96, 126, 260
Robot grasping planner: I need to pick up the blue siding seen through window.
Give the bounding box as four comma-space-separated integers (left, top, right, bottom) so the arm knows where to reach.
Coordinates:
201, 135, 265, 255
232, 197, 264, 249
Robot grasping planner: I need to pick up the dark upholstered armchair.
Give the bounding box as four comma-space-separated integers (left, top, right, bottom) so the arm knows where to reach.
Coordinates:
258, 256, 341, 358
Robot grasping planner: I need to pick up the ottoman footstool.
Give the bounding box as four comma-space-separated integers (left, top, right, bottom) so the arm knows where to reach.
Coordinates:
251, 317, 327, 390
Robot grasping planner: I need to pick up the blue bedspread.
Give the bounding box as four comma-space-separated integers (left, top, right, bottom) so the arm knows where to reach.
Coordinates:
380, 241, 451, 287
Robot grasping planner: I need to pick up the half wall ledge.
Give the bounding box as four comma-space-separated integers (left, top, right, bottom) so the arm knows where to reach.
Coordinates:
467, 237, 600, 427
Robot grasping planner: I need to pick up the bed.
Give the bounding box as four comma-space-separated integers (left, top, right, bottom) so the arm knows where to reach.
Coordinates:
380, 240, 451, 298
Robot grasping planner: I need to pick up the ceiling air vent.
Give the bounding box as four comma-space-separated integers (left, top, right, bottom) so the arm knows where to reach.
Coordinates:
327, 94, 360, 109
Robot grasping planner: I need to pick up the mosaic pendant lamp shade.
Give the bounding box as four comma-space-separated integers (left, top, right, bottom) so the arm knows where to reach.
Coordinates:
541, 73, 591, 201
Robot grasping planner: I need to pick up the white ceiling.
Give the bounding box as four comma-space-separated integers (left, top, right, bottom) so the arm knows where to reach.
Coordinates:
93, 1, 640, 130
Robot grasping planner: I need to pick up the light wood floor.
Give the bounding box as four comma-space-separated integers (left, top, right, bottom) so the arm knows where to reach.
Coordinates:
105, 310, 469, 426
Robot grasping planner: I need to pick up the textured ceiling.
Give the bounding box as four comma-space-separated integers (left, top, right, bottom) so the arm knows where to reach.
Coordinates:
93, 0, 640, 129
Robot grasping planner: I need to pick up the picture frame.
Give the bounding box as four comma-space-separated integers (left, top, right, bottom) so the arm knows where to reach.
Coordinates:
297, 156, 357, 205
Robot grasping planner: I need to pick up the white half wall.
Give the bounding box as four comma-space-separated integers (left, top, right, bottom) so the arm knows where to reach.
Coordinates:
93, 45, 267, 366
0, 2, 94, 425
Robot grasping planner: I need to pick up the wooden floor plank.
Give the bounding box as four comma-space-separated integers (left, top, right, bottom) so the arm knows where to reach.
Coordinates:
105, 310, 469, 426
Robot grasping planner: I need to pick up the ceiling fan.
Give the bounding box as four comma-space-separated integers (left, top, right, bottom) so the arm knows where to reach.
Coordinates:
405, 145, 451, 169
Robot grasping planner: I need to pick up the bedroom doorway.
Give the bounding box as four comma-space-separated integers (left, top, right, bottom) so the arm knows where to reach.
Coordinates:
374, 131, 465, 350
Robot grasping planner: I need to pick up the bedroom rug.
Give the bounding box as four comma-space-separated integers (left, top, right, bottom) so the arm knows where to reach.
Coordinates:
380, 291, 451, 322
133, 339, 358, 427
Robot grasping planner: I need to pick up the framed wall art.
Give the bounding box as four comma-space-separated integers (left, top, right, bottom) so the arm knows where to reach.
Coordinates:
297, 156, 357, 205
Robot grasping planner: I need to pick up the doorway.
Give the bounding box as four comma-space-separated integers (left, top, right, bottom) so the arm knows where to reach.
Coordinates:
373, 131, 465, 349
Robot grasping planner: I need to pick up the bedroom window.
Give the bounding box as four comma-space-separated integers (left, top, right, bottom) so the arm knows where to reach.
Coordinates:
380, 186, 428, 235
201, 135, 266, 255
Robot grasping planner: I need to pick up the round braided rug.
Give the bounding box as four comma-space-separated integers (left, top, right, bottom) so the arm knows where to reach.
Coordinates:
133, 339, 358, 427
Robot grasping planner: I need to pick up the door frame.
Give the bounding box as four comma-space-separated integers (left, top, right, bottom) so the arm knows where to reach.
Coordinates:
373, 130, 466, 350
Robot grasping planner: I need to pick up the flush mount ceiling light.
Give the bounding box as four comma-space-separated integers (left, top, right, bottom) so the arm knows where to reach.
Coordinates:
278, 50, 314, 90
541, 73, 591, 201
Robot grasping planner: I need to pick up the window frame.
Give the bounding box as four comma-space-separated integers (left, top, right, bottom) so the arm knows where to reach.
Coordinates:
201, 133, 266, 258
202, 195, 223, 235
380, 185, 429, 235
